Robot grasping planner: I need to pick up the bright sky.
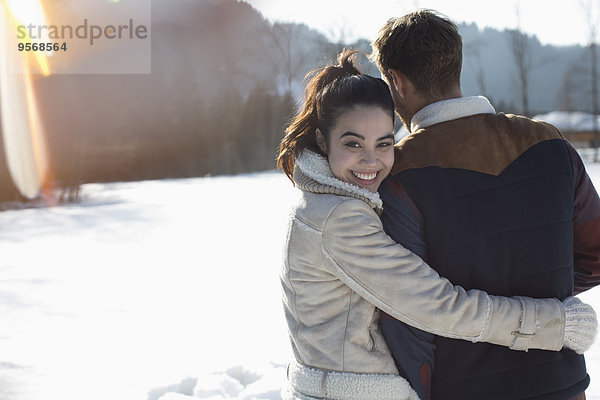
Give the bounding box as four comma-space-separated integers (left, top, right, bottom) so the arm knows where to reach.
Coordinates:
245, 0, 598, 47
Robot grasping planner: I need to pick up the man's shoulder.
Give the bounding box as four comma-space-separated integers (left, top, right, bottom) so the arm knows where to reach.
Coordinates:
498, 113, 564, 136
391, 113, 566, 176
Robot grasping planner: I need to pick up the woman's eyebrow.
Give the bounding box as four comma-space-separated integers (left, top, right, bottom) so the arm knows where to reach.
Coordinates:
339, 132, 395, 141
340, 131, 364, 140
378, 133, 395, 141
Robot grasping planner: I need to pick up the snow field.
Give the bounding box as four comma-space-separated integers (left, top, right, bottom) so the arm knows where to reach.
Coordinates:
1, 165, 600, 400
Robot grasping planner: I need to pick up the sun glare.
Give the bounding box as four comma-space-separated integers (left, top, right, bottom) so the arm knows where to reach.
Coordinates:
4, 0, 51, 76
5, 0, 46, 27
0, 0, 50, 199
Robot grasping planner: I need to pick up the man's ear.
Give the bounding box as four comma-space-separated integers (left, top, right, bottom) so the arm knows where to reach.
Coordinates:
315, 128, 327, 154
387, 69, 406, 98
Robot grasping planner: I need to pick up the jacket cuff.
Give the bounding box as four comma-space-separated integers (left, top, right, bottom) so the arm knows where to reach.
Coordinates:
480, 296, 565, 351
510, 297, 565, 352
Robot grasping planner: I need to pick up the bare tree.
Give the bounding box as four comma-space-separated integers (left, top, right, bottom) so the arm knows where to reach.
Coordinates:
509, 6, 532, 116
327, 18, 355, 56
559, 64, 587, 112
464, 38, 488, 96
580, 0, 600, 157
261, 22, 309, 95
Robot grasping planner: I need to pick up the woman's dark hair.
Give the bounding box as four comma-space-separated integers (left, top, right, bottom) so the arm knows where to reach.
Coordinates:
276, 49, 394, 182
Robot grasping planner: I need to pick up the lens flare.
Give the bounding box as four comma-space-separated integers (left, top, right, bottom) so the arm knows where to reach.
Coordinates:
0, 0, 51, 199
5, 0, 51, 75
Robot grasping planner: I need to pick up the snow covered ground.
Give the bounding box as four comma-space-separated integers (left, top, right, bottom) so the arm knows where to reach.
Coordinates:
2, 165, 600, 400
533, 111, 600, 133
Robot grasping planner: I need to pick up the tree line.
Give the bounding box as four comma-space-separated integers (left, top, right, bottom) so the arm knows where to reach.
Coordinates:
0, 0, 598, 204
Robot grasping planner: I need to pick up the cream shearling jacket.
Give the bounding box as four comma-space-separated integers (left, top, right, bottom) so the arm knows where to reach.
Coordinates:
280, 150, 567, 399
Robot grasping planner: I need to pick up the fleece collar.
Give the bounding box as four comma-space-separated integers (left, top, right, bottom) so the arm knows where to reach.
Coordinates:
410, 95, 496, 132
294, 150, 383, 213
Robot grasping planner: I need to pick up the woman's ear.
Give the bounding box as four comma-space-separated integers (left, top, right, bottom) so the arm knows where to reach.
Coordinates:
315, 128, 328, 154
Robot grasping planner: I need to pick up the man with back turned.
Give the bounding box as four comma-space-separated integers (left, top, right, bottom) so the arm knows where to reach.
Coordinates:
371, 9, 600, 400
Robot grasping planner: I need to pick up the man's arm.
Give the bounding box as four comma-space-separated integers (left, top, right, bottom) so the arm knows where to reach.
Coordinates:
379, 177, 427, 259
567, 143, 600, 294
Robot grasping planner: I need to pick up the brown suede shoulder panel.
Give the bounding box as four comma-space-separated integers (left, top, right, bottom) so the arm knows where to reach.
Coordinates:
391, 113, 565, 176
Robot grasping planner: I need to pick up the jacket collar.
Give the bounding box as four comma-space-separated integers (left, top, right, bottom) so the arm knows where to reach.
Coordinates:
294, 150, 383, 213
410, 96, 496, 132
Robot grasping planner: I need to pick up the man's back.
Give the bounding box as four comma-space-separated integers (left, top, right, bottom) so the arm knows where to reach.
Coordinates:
380, 111, 596, 399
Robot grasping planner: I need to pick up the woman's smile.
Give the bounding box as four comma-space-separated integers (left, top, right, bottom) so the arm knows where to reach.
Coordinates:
317, 105, 395, 192
353, 170, 378, 180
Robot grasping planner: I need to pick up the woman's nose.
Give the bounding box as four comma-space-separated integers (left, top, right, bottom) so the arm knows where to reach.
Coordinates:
361, 149, 377, 166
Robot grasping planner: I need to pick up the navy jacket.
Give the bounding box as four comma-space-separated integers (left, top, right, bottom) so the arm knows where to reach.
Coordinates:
379, 111, 600, 399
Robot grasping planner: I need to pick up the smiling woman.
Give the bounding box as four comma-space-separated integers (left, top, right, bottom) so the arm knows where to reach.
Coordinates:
315, 106, 394, 193
277, 50, 395, 186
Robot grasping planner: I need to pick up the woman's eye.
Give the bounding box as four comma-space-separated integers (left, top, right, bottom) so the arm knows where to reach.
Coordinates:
377, 142, 393, 148
344, 142, 361, 148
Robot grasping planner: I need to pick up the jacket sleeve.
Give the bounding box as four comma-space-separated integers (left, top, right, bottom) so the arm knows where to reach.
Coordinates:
379, 176, 427, 260
567, 143, 600, 294
320, 198, 565, 352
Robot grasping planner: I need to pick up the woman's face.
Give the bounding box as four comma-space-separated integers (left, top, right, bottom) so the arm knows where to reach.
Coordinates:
317, 106, 395, 192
